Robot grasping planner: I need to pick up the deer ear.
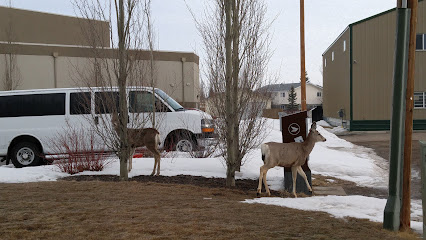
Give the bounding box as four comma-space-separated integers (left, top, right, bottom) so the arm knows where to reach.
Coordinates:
311, 121, 317, 130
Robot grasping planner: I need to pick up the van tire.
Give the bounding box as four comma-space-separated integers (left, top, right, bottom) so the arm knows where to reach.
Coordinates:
175, 137, 196, 152
166, 131, 197, 152
10, 142, 41, 168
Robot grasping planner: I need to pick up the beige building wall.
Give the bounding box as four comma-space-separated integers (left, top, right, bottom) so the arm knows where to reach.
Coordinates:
322, 29, 350, 120
352, 8, 426, 120
0, 6, 109, 47
0, 6, 201, 107
295, 84, 323, 105
270, 83, 322, 106
323, 2, 426, 130
352, 10, 396, 121
0, 46, 201, 107
414, 1, 426, 119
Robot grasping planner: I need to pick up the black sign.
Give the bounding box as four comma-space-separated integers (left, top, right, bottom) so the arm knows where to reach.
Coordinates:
280, 110, 312, 195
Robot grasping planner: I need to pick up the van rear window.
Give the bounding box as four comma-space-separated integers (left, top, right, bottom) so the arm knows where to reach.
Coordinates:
0, 93, 65, 117
70, 92, 91, 115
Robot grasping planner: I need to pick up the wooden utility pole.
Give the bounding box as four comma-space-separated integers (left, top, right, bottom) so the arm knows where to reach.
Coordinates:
400, 0, 418, 231
300, 0, 306, 111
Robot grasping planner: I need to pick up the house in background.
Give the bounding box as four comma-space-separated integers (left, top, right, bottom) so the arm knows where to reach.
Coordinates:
205, 89, 272, 119
0, 6, 200, 108
323, 1, 426, 130
262, 83, 323, 111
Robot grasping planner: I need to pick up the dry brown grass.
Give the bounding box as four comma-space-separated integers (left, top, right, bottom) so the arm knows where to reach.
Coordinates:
0, 180, 419, 240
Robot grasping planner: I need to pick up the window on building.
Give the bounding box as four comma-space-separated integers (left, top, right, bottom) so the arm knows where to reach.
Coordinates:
317, 92, 322, 97
343, 40, 346, 52
324, 58, 327, 67
416, 34, 425, 50
332, 51, 334, 61
281, 92, 286, 98
414, 92, 425, 108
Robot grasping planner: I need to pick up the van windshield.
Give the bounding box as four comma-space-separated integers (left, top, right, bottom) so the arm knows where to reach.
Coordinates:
155, 89, 185, 111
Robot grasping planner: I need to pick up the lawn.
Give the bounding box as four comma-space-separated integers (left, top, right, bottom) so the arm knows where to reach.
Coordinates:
0, 180, 418, 240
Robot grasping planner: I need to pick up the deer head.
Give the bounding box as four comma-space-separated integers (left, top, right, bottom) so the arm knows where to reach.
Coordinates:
309, 121, 326, 142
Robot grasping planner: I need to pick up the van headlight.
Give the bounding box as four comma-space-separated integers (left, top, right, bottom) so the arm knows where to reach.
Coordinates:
201, 119, 214, 133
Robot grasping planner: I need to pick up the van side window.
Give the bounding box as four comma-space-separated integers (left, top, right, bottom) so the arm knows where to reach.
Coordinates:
0, 93, 65, 117
129, 91, 154, 112
155, 98, 171, 112
130, 91, 170, 112
95, 92, 119, 114
70, 92, 91, 115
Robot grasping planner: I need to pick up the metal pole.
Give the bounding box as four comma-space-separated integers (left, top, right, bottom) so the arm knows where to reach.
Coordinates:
400, 0, 418, 231
181, 57, 186, 107
383, 5, 410, 232
300, 0, 306, 111
420, 141, 426, 239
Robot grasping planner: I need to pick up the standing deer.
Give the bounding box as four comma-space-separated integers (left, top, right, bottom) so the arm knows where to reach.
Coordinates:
257, 122, 326, 198
111, 115, 161, 176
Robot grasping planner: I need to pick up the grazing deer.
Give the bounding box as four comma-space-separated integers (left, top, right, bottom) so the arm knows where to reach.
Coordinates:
257, 122, 326, 198
111, 115, 161, 176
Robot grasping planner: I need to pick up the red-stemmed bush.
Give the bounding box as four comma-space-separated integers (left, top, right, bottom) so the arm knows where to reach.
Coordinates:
48, 124, 112, 174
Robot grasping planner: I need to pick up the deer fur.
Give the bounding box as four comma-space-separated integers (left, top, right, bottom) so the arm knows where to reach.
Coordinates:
257, 122, 326, 198
112, 115, 161, 176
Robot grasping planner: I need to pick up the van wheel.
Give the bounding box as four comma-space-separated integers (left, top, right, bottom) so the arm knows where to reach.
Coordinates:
11, 142, 41, 168
175, 138, 196, 152
166, 131, 197, 152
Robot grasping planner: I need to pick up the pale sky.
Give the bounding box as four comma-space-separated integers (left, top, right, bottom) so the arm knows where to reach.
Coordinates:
0, 0, 397, 86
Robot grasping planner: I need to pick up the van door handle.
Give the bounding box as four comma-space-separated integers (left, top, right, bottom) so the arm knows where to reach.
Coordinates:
95, 116, 99, 125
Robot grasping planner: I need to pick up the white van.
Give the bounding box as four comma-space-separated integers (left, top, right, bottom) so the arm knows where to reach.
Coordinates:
0, 87, 215, 168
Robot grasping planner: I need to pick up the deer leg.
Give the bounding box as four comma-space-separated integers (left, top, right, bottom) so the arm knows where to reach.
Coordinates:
297, 166, 312, 192
155, 152, 161, 176
150, 157, 156, 176
257, 166, 265, 196
291, 166, 298, 198
149, 147, 161, 176
263, 169, 271, 197
128, 148, 135, 173
152, 149, 161, 176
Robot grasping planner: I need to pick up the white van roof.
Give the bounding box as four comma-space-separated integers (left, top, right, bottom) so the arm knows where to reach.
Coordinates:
0, 86, 157, 95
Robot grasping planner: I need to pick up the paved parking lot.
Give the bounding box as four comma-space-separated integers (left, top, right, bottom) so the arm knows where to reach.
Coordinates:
338, 131, 426, 199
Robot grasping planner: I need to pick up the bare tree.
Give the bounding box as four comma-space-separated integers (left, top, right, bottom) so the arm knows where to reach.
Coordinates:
1, 0, 21, 90
192, 0, 273, 186
73, 0, 157, 181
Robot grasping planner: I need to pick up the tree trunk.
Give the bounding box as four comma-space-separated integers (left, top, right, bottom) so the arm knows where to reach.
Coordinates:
232, 0, 241, 172
118, 0, 129, 181
119, 150, 129, 181
224, 0, 236, 187
226, 162, 236, 187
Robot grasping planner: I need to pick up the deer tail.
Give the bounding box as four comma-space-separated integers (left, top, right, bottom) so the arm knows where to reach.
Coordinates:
260, 143, 268, 163
155, 133, 161, 146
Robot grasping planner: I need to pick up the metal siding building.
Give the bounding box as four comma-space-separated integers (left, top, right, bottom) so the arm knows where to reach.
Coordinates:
323, 3, 426, 130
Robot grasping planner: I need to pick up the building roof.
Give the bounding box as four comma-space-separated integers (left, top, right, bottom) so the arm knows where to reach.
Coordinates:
259, 82, 322, 92
322, 0, 426, 55
0, 6, 110, 47
322, 8, 395, 55
263, 83, 300, 91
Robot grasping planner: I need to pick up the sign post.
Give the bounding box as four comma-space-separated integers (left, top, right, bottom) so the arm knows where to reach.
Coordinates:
280, 110, 312, 195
